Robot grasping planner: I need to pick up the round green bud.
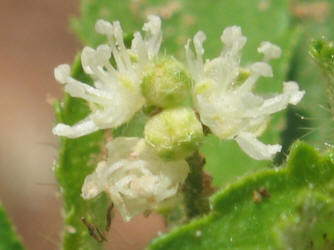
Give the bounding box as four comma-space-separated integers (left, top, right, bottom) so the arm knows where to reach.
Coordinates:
144, 107, 204, 160
141, 56, 193, 108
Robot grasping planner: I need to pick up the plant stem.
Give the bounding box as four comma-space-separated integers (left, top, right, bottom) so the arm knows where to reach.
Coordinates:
183, 151, 213, 219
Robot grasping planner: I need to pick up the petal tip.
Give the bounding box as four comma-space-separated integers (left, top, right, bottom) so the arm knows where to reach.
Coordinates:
54, 64, 71, 84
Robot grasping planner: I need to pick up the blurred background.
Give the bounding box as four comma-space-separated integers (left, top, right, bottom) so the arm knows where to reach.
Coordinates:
0, 1, 163, 249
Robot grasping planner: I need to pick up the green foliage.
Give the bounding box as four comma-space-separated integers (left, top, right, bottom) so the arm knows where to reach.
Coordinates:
311, 39, 334, 73
149, 142, 334, 249
54, 57, 110, 250
72, 0, 298, 187
273, 192, 334, 249
310, 38, 334, 116
286, 0, 334, 147
0, 203, 24, 250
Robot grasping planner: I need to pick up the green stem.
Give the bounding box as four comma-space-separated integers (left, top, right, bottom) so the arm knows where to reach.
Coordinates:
183, 151, 213, 219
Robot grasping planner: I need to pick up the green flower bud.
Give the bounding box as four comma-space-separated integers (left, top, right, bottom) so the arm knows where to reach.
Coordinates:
141, 56, 193, 108
144, 107, 203, 160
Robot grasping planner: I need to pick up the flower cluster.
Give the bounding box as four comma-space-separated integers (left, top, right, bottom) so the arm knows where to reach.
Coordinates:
82, 137, 189, 222
53, 15, 161, 138
53, 16, 304, 221
185, 27, 304, 160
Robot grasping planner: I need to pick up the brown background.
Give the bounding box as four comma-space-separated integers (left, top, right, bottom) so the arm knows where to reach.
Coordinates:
0, 1, 163, 249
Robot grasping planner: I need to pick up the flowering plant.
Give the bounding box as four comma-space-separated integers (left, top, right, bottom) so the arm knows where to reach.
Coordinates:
52, 15, 305, 225
47, 1, 334, 250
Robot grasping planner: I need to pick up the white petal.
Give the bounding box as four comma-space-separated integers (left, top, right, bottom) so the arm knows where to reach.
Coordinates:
130, 32, 148, 65
106, 137, 141, 160
52, 118, 99, 138
91, 94, 144, 127
235, 132, 281, 160
221, 26, 246, 51
283, 81, 305, 105
254, 94, 288, 115
81, 163, 106, 199
185, 31, 206, 82
143, 15, 161, 35
257, 41, 282, 61
251, 62, 273, 77
90, 106, 119, 127
112, 21, 132, 68
185, 40, 196, 79
241, 93, 264, 109
64, 79, 114, 104
131, 32, 148, 59
143, 15, 162, 58
193, 31, 206, 58
81, 46, 118, 83
54, 64, 71, 84
237, 62, 272, 93
96, 44, 112, 64
95, 19, 113, 34
81, 47, 97, 75
131, 31, 144, 51
255, 81, 304, 115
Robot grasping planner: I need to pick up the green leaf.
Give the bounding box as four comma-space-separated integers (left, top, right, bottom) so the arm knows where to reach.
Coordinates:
0, 203, 24, 250
273, 192, 334, 249
72, 0, 298, 187
148, 141, 334, 249
54, 56, 110, 250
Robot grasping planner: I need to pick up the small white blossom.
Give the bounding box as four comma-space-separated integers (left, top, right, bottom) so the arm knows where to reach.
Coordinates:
185, 26, 305, 160
52, 15, 162, 138
257, 41, 282, 62
81, 137, 189, 222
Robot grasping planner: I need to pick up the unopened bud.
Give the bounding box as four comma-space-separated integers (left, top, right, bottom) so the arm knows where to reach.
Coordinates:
144, 108, 203, 160
141, 56, 192, 108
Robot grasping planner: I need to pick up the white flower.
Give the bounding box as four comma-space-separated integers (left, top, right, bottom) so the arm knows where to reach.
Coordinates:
81, 137, 189, 222
185, 26, 305, 160
52, 15, 162, 138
